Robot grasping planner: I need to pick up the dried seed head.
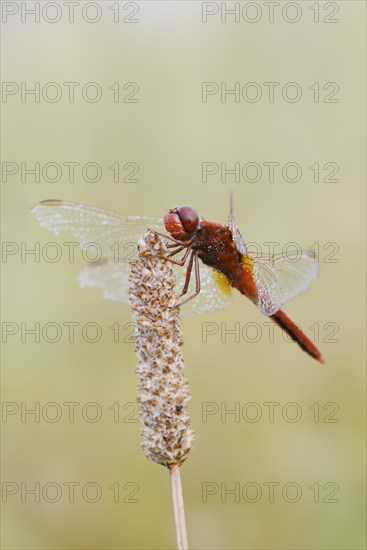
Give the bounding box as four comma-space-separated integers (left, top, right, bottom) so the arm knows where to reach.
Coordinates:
129, 231, 194, 467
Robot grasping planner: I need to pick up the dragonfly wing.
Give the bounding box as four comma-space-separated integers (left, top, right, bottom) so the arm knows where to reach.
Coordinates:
77, 259, 232, 315
251, 249, 319, 316
77, 260, 131, 305
32, 200, 232, 315
174, 263, 232, 316
31, 199, 165, 260
228, 192, 247, 255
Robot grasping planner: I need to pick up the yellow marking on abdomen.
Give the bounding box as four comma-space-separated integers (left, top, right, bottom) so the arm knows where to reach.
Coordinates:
212, 270, 232, 296
242, 255, 254, 273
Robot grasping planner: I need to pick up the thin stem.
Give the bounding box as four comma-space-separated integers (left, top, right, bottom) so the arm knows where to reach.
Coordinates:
169, 465, 188, 550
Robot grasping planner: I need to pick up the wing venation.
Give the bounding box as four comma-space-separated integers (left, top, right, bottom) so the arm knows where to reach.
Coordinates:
250, 249, 319, 315
32, 200, 232, 316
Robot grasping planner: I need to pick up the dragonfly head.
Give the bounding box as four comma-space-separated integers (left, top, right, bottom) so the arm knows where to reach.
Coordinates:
164, 205, 199, 239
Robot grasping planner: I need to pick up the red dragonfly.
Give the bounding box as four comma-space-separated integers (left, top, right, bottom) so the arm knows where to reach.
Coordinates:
32, 197, 324, 363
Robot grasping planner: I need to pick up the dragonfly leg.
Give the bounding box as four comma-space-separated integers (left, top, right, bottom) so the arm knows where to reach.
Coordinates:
161, 246, 191, 267
167, 245, 186, 258
179, 250, 195, 297
153, 231, 180, 243
145, 230, 191, 265
175, 251, 201, 307
154, 231, 193, 247
166, 242, 189, 249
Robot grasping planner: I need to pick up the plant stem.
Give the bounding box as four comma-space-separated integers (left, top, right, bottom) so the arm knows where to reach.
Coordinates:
169, 465, 188, 550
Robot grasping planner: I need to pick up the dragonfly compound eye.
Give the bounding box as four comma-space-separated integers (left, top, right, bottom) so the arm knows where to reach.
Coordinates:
176, 205, 199, 234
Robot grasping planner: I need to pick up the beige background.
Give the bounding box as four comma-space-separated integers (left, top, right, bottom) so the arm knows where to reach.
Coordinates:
2, 1, 366, 548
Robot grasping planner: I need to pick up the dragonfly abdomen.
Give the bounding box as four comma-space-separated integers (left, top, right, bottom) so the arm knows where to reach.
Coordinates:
271, 309, 325, 363
229, 257, 258, 303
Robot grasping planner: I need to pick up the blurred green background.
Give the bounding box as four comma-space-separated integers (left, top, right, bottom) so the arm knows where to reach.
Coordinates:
1, 1, 365, 549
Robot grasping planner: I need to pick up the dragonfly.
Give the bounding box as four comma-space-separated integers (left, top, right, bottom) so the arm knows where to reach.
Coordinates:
31, 197, 324, 363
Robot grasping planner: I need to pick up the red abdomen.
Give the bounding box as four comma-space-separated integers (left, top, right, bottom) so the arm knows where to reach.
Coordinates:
271, 310, 325, 363
193, 223, 324, 363
231, 263, 325, 363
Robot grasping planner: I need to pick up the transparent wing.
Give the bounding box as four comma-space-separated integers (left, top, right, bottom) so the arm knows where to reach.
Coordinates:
32, 200, 232, 316
250, 249, 319, 316
174, 263, 232, 316
228, 191, 247, 255
77, 258, 232, 317
77, 259, 131, 304
31, 199, 165, 260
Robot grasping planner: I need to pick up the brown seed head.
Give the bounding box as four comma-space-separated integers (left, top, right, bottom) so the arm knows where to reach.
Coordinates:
129, 231, 194, 467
